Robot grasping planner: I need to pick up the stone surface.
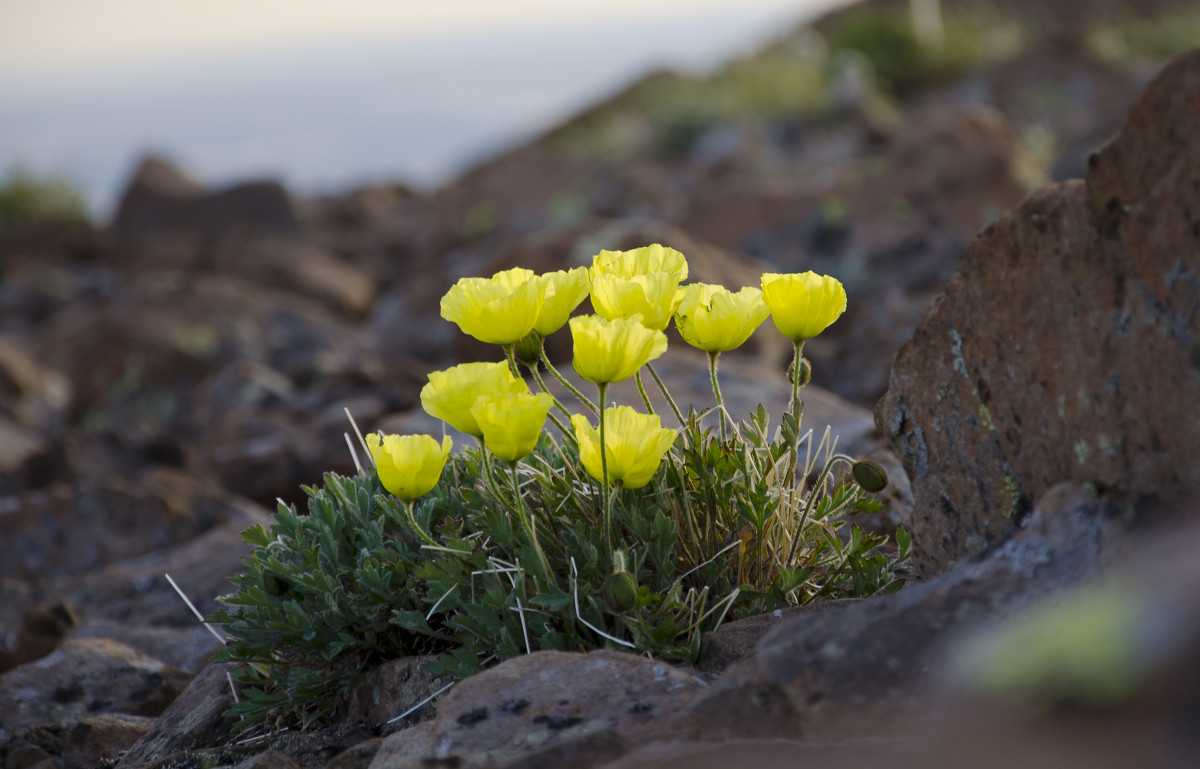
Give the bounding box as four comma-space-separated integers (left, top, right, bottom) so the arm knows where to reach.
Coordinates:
59, 714, 157, 769
370, 650, 707, 769
0, 602, 76, 674
0, 469, 242, 582
113, 156, 300, 238
113, 661, 237, 769
324, 738, 383, 769
0, 638, 190, 742
341, 656, 447, 733
231, 750, 303, 769
877, 50, 1200, 578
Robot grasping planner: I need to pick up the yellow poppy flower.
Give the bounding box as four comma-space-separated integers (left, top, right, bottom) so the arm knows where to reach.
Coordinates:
590, 244, 689, 280
674, 283, 770, 353
570, 407, 676, 488
440, 267, 545, 345
760, 272, 847, 342
533, 267, 591, 337
569, 315, 667, 384
589, 272, 682, 330
366, 433, 453, 502
471, 392, 555, 463
420, 362, 529, 437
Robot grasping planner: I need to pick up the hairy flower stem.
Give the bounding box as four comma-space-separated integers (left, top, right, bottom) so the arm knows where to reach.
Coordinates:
785, 340, 807, 483
785, 452, 854, 566
634, 371, 656, 415
539, 347, 598, 415
708, 352, 728, 443
645, 363, 686, 428
597, 383, 612, 552
789, 341, 806, 422
404, 500, 439, 548
479, 439, 502, 495
526, 360, 578, 446
503, 344, 520, 379
509, 461, 552, 582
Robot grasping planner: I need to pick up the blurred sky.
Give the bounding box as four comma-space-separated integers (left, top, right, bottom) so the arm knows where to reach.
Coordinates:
0, 0, 852, 217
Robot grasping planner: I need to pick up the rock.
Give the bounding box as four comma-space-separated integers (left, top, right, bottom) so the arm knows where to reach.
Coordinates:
113, 156, 299, 238
370, 650, 707, 769
670, 483, 1128, 743
0, 336, 71, 491
60, 714, 157, 769
323, 738, 383, 769
877, 50, 1200, 578
0, 638, 190, 743
0, 469, 248, 582
209, 235, 377, 318
597, 738, 901, 769
114, 661, 238, 769
0, 602, 76, 674
52, 506, 270, 627
230, 751, 302, 769
67, 622, 222, 675
340, 656, 447, 732
2, 713, 156, 769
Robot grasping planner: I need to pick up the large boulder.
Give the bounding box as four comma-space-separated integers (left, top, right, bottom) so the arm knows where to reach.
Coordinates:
112, 156, 300, 239
877, 49, 1200, 578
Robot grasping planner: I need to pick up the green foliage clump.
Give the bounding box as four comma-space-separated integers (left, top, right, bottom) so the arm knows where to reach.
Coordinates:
0, 167, 89, 237
215, 406, 908, 729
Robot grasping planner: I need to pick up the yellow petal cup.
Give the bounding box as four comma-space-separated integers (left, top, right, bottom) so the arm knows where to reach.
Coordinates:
590, 244, 688, 280
367, 433, 453, 502
471, 392, 555, 463
533, 267, 591, 337
570, 315, 667, 384
674, 284, 770, 353
760, 272, 847, 342
571, 407, 676, 488
440, 267, 546, 345
421, 362, 529, 437
589, 271, 683, 331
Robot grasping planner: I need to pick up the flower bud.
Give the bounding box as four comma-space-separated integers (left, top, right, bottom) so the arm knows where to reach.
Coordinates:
788, 357, 812, 387
514, 332, 542, 366
603, 571, 639, 615
851, 458, 889, 493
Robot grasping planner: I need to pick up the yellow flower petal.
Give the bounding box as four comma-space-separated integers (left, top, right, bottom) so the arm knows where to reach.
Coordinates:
534, 267, 591, 337
440, 267, 545, 345
674, 283, 769, 352
571, 407, 676, 488
366, 433, 452, 502
421, 362, 529, 437
590, 244, 688, 280
569, 315, 668, 384
471, 392, 555, 463
760, 272, 847, 342
589, 272, 682, 331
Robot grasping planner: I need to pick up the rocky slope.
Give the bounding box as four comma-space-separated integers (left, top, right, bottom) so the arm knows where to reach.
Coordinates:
2, 1, 1199, 767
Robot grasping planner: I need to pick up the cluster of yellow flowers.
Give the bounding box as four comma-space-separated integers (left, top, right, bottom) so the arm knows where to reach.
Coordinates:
366, 244, 847, 524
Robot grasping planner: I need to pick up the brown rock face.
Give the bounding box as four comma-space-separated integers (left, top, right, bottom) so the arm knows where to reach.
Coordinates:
876, 50, 1200, 578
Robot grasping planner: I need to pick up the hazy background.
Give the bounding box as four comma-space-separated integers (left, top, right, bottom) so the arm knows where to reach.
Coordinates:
0, 0, 852, 218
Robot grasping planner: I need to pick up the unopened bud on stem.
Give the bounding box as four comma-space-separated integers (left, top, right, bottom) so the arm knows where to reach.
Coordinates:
851, 458, 889, 493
